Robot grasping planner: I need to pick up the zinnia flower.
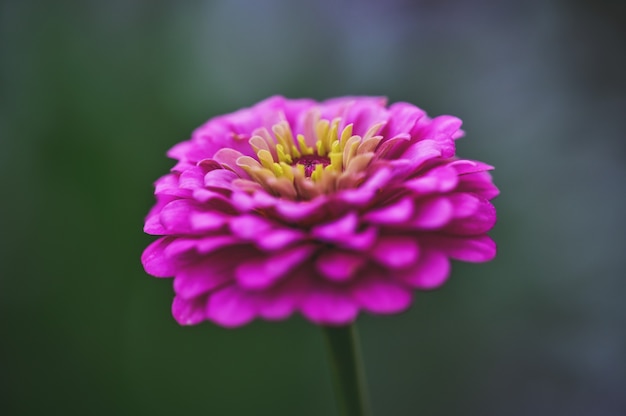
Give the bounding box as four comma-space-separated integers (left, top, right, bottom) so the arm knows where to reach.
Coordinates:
141, 96, 498, 327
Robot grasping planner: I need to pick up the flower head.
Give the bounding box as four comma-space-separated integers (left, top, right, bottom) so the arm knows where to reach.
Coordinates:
142, 96, 498, 327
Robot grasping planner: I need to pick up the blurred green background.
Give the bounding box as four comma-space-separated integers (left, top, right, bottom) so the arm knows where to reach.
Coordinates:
2, 0, 625, 415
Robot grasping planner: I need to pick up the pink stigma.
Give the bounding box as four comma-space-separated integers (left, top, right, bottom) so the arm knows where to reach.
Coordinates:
293, 155, 331, 177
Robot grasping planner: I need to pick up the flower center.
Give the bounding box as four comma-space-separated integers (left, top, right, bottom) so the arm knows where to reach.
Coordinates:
292, 155, 331, 177
235, 109, 385, 199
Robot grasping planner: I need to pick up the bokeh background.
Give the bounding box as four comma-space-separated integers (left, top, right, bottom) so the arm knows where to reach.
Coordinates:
2, 0, 625, 415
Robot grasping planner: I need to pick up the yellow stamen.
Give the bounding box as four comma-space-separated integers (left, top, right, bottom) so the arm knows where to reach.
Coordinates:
279, 162, 294, 181
310, 163, 324, 182
272, 122, 296, 156
272, 162, 284, 177
257, 149, 275, 171
315, 119, 330, 155
297, 134, 314, 155
343, 136, 361, 167
315, 140, 325, 157
339, 124, 353, 149
326, 118, 340, 153
276, 144, 292, 164
328, 151, 343, 172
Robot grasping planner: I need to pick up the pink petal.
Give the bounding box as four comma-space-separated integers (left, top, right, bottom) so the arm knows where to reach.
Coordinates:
448, 193, 481, 219
154, 173, 189, 198
400, 250, 450, 289
414, 115, 461, 158
372, 236, 420, 269
142, 237, 176, 277
230, 190, 256, 212
179, 166, 206, 190
405, 165, 459, 194
382, 102, 426, 138
311, 212, 358, 241
196, 236, 240, 254
312, 212, 378, 251
301, 286, 358, 326
179, 200, 230, 231
431, 115, 462, 135
352, 276, 413, 314
256, 277, 308, 320
315, 250, 366, 282
164, 235, 239, 257
256, 296, 297, 320
457, 171, 500, 200
161, 238, 198, 257
275, 198, 328, 222
231, 188, 278, 213
170, 159, 196, 173
188, 109, 261, 159
411, 197, 454, 229
172, 295, 208, 326
229, 215, 273, 239
206, 286, 256, 328
173, 257, 232, 299
235, 245, 315, 290
256, 229, 306, 251
336, 187, 376, 205
196, 158, 224, 172
364, 197, 414, 225
363, 167, 393, 191
337, 168, 393, 205
191, 188, 232, 204
449, 159, 494, 175
400, 140, 443, 168
143, 213, 166, 235
427, 235, 497, 263
321, 96, 388, 136
204, 169, 239, 190
213, 148, 248, 178
339, 227, 378, 251
375, 134, 411, 159
167, 140, 193, 161
423, 115, 463, 139
445, 199, 496, 236
281, 97, 317, 132
189, 211, 228, 232
253, 190, 285, 207
159, 199, 197, 234
413, 116, 462, 158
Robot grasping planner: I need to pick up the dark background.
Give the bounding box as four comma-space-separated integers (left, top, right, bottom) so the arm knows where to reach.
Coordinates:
2, 0, 625, 415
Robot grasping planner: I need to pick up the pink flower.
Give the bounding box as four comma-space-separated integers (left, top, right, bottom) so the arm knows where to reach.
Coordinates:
141, 96, 498, 327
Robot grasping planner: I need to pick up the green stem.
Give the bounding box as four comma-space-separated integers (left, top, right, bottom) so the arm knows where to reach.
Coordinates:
322, 325, 371, 416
